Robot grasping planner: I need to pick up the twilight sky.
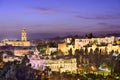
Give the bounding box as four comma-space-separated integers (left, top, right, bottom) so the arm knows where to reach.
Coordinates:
0, 0, 120, 39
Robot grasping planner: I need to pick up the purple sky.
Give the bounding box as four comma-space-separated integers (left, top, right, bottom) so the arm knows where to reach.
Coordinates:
0, 0, 120, 39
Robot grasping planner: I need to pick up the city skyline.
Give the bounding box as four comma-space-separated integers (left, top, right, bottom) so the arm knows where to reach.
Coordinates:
0, 0, 120, 39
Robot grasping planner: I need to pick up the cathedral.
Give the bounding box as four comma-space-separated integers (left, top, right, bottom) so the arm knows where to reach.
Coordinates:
2, 29, 30, 46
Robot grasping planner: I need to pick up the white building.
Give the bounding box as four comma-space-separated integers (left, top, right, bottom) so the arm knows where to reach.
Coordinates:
28, 49, 46, 71
46, 47, 57, 55
65, 38, 72, 44
46, 58, 77, 73
2, 53, 22, 62
28, 49, 77, 73
75, 36, 115, 49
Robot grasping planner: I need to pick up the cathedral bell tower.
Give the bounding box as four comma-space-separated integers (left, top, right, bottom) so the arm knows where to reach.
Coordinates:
21, 29, 27, 41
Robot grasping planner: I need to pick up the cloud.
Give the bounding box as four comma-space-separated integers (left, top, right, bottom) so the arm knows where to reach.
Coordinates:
76, 14, 120, 20
28, 7, 80, 14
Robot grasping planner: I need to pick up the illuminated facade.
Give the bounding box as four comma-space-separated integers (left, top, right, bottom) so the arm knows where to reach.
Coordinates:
46, 58, 77, 73
45, 45, 57, 55
86, 44, 120, 54
65, 38, 72, 44
57, 36, 117, 55
2, 29, 30, 46
2, 53, 22, 62
46, 47, 57, 55
50, 36, 116, 55
29, 50, 77, 73
14, 47, 34, 56
21, 29, 27, 41
75, 36, 115, 49
0, 46, 35, 56
28, 49, 46, 70
58, 43, 68, 55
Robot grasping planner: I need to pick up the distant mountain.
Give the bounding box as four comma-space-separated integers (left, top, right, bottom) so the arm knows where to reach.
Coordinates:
0, 31, 120, 40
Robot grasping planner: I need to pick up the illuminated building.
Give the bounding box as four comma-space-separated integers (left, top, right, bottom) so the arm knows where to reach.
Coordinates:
58, 43, 68, 55
56, 36, 118, 55
49, 36, 116, 55
74, 36, 115, 49
46, 58, 77, 73
2, 29, 30, 46
13, 46, 35, 56
46, 47, 57, 55
2, 53, 22, 62
0, 46, 35, 56
75, 38, 91, 49
28, 49, 46, 70
21, 29, 27, 41
115, 40, 120, 45
86, 44, 120, 54
65, 38, 72, 44
28, 49, 77, 73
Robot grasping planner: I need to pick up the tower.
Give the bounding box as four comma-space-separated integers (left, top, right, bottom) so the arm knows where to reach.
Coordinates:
21, 29, 27, 41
